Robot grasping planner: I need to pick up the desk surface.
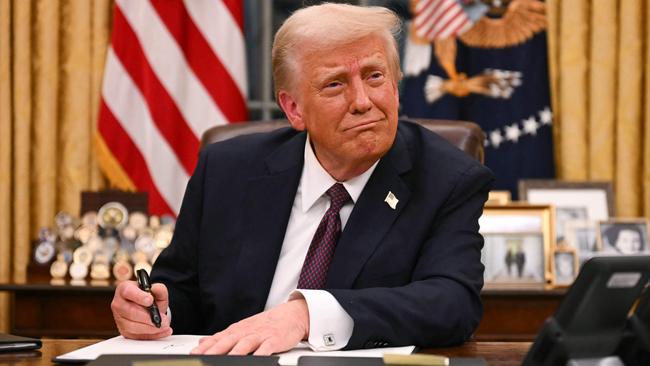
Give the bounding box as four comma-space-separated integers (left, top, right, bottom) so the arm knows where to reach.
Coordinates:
0, 339, 532, 365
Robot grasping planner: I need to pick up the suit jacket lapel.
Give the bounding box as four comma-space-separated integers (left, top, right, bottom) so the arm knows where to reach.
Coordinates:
326, 130, 412, 289
235, 132, 306, 317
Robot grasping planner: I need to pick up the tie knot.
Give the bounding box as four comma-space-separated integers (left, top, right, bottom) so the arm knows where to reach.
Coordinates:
326, 183, 351, 212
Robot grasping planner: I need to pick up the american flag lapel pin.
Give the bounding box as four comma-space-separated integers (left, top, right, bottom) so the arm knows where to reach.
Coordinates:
384, 191, 398, 210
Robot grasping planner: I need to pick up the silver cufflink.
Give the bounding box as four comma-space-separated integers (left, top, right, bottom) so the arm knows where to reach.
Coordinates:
323, 333, 336, 346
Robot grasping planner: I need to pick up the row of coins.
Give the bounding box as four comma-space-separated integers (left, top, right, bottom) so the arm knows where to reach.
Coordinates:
49, 243, 160, 281
49, 251, 153, 281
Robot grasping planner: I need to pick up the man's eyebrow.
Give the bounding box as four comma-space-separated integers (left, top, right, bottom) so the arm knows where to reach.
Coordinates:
318, 68, 346, 80
360, 57, 387, 70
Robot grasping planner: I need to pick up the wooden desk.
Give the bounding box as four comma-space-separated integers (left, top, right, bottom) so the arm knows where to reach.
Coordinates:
0, 280, 564, 340
0, 339, 532, 366
0, 279, 119, 338
478, 286, 564, 341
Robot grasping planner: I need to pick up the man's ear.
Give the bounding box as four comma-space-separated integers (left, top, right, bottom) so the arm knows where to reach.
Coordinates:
278, 90, 305, 131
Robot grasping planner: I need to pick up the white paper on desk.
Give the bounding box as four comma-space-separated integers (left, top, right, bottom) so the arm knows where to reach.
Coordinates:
54, 335, 202, 361
55, 335, 415, 365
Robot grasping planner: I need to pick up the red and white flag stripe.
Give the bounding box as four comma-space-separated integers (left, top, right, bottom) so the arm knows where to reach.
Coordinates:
97, 0, 247, 216
414, 0, 473, 41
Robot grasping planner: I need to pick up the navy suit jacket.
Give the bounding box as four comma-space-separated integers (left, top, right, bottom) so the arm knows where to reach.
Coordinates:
151, 120, 494, 349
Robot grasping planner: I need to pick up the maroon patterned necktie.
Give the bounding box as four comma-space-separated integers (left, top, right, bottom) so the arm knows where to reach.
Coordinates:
298, 183, 352, 289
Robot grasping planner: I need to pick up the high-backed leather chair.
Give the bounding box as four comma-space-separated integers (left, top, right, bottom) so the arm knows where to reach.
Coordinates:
200, 118, 485, 163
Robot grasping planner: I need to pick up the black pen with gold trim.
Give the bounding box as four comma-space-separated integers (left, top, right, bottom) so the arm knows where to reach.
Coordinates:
136, 269, 162, 328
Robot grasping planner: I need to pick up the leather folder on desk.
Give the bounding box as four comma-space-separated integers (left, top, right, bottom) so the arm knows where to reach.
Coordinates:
0, 333, 42, 352
84, 354, 279, 366
73, 353, 487, 366
297, 356, 487, 366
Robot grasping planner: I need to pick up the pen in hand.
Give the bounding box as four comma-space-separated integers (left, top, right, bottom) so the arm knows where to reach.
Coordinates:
136, 269, 162, 328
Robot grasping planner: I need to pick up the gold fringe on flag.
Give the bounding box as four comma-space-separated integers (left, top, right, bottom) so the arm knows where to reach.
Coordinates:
94, 133, 137, 191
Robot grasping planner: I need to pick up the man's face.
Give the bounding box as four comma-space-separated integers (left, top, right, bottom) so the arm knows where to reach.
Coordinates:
616, 229, 642, 254
279, 35, 399, 177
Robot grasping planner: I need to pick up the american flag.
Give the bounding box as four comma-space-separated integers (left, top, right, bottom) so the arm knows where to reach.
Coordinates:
413, 0, 485, 40
96, 0, 247, 216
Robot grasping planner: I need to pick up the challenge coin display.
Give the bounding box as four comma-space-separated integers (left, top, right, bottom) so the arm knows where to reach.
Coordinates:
39, 227, 57, 243
37, 201, 175, 282
121, 225, 137, 242
135, 234, 156, 260
103, 237, 120, 258
54, 212, 74, 229
50, 255, 68, 279
74, 225, 94, 244
90, 262, 111, 280
81, 211, 98, 227
131, 251, 148, 265
69, 262, 88, 280
129, 212, 148, 232
98, 202, 129, 229
149, 215, 160, 230
34, 240, 56, 264
59, 225, 75, 242
73, 247, 93, 267
154, 229, 173, 250
113, 260, 133, 281
86, 235, 103, 253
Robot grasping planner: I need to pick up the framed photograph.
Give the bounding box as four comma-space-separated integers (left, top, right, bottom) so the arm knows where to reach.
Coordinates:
551, 247, 578, 287
564, 220, 598, 264
518, 180, 614, 245
597, 219, 650, 255
479, 204, 554, 287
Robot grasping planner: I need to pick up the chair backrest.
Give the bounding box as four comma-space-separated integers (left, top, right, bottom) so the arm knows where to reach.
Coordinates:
200, 118, 485, 163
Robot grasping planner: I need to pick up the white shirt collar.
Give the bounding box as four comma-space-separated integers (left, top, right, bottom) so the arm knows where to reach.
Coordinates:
300, 134, 379, 213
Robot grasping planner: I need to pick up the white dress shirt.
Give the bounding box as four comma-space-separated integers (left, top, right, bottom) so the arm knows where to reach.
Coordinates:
264, 135, 378, 350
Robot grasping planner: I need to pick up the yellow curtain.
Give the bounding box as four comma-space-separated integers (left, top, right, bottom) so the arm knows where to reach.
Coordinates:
547, 0, 650, 219
0, 0, 112, 332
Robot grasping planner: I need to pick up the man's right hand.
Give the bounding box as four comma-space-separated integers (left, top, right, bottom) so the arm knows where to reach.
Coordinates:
111, 280, 173, 339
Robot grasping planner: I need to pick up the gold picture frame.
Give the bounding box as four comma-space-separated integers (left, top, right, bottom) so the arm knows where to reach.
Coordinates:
480, 204, 554, 288
551, 246, 578, 287
597, 218, 650, 255
486, 190, 512, 205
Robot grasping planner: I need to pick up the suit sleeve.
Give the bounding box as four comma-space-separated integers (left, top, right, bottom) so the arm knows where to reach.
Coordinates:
328, 164, 493, 349
150, 149, 209, 334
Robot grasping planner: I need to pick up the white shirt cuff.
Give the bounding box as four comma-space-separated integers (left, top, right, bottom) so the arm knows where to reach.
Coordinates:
290, 289, 354, 351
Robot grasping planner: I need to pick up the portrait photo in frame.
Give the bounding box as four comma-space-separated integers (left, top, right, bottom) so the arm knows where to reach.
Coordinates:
564, 219, 598, 264
551, 247, 578, 287
597, 219, 650, 255
479, 204, 554, 287
518, 180, 614, 246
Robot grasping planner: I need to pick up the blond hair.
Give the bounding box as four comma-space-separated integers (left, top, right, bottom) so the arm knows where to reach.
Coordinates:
272, 3, 402, 98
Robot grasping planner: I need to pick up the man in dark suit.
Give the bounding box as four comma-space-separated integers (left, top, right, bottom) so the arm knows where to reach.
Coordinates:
111, 3, 493, 355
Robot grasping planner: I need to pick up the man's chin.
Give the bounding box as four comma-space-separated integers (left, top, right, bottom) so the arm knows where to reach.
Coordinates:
351, 139, 391, 163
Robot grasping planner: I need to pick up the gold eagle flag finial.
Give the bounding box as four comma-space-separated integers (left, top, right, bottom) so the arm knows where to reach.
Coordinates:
407, 0, 546, 103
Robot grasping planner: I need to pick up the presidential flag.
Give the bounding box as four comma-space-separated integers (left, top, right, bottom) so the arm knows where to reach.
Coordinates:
96, 0, 247, 216
402, 0, 554, 197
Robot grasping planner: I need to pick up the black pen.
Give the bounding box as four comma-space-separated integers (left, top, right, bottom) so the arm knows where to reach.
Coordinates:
136, 269, 162, 328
